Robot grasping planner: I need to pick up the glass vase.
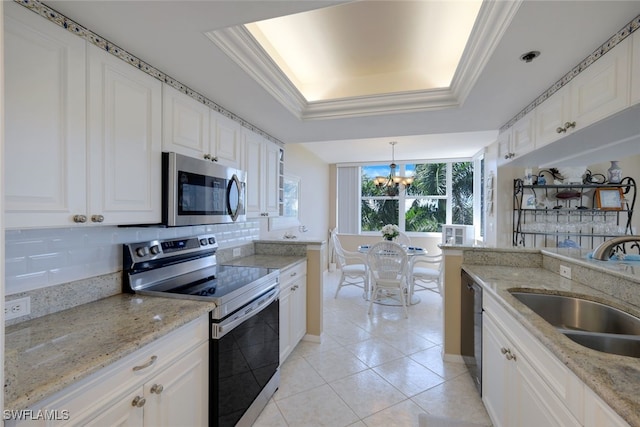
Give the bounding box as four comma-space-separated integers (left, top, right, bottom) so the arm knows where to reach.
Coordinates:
607, 161, 622, 184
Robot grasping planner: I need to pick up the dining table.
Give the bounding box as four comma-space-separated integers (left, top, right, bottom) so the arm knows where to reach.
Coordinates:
358, 244, 427, 306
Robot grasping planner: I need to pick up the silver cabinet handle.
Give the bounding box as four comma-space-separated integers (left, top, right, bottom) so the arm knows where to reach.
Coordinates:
73, 215, 87, 223
132, 355, 157, 371
91, 214, 104, 223
290, 272, 297, 277
132, 396, 146, 407
150, 384, 164, 394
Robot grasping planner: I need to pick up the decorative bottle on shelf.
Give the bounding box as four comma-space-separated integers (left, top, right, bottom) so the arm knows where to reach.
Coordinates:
607, 161, 622, 184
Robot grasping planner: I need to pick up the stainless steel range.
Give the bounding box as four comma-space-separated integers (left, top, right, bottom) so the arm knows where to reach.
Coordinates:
123, 234, 280, 427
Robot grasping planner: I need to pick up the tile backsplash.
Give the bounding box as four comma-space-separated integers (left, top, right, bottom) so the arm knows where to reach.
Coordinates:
4, 222, 260, 296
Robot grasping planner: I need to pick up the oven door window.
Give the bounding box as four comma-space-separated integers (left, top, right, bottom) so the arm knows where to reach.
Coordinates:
227, 174, 244, 221
178, 171, 226, 215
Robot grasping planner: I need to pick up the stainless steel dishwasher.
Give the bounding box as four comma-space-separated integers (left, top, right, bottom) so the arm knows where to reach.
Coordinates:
461, 271, 482, 395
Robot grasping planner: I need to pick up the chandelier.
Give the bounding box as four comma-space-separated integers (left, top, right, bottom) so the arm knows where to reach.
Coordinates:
373, 141, 414, 196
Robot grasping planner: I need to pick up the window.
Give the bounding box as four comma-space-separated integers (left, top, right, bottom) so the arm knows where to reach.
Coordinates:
358, 161, 474, 233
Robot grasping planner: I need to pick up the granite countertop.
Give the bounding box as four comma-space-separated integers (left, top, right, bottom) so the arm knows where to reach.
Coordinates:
462, 264, 640, 427
4, 294, 215, 412
222, 254, 306, 269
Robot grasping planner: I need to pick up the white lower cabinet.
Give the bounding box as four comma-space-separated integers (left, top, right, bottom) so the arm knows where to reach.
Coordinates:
7, 315, 209, 427
483, 313, 580, 427
483, 291, 630, 427
279, 262, 307, 363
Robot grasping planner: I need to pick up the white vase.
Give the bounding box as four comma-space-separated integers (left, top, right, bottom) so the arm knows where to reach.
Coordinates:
607, 161, 622, 184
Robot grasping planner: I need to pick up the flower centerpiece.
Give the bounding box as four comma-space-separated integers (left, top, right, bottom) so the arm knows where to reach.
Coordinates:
381, 224, 400, 241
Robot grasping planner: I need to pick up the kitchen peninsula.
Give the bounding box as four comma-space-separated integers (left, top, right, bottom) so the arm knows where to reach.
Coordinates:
442, 245, 640, 426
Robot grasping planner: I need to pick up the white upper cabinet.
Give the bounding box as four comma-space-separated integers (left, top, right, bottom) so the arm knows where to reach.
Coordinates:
497, 111, 534, 165
244, 130, 281, 218
570, 36, 631, 128
534, 84, 572, 148
631, 30, 640, 106
162, 84, 210, 158
4, 3, 87, 228
87, 44, 162, 225
210, 110, 243, 169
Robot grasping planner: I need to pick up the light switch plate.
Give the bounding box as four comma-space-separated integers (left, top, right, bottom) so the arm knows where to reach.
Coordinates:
559, 265, 571, 279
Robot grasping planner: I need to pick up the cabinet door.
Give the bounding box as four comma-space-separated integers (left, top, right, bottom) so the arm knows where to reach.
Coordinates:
482, 314, 512, 427
144, 342, 209, 427
82, 387, 144, 427
631, 30, 640, 106
571, 36, 630, 128
496, 131, 512, 166
534, 84, 571, 148
4, 2, 86, 228
211, 110, 243, 169
279, 285, 293, 364
87, 45, 162, 225
291, 275, 307, 345
244, 131, 264, 217
263, 140, 282, 217
162, 84, 210, 159
510, 111, 535, 158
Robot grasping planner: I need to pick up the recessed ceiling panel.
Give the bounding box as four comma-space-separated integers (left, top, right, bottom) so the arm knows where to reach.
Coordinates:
245, 0, 482, 101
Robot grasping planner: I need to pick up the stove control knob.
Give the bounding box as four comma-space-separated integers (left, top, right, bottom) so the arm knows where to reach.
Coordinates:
136, 247, 149, 258
200, 238, 207, 246
208, 237, 216, 245
150, 245, 161, 255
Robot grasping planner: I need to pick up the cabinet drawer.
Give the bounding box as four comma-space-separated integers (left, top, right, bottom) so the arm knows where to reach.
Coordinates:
9, 315, 208, 426
483, 293, 584, 422
279, 261, 307, 288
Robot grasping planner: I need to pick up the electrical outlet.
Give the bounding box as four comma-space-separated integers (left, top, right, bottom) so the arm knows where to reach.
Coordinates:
559, 265, 572, 279
233, 248, 241, 257
5, 297, 31, 320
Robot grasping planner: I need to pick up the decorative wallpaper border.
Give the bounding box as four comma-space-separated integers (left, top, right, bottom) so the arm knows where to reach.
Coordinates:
14, 0, 284, 147
500, 13, 640, 132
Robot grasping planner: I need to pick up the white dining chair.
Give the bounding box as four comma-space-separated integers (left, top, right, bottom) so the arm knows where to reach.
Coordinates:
410, 253, 443, 296
331, 229, 369, 298
367, 241, 410, 318
396, 231, 412, 247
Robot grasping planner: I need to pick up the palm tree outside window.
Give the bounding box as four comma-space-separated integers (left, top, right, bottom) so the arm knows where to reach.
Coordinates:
360, 161, 474, 233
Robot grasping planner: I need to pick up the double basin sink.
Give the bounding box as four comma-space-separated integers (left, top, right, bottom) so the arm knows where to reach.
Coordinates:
510, 291, 640, 358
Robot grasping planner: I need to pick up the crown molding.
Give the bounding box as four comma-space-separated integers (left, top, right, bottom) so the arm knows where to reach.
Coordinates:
206, 1, 522, 121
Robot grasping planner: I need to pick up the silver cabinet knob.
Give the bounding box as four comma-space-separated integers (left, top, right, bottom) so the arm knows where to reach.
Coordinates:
556, 126, 567, 133
150, 384, 164, 394
132, 396, 146, 407
73, 215, 87, 223
203, 153, 212, 160
564, 121, 576, 129
91, 214, 104, 223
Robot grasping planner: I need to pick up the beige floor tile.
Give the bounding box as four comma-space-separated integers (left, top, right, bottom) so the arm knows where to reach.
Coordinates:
305, 346, 369, 382
329, 369, 406, 419
276, 384, 360, 427
361, 399, 427, 427
344, 337, 405, 367
275, 355, 327, 400
409, 345, 469, 380
411, 374, 491, 425
252, 399, 287, 427
373, 357, 445, 397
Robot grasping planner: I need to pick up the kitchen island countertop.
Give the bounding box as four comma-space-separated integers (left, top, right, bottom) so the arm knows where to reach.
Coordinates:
463, 263, 640, 427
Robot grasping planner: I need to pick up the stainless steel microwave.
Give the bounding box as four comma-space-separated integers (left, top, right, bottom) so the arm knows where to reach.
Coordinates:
162, 152, 246, 226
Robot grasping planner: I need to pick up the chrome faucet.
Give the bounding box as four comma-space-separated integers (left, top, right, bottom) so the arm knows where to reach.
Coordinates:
592, 236, 640, 260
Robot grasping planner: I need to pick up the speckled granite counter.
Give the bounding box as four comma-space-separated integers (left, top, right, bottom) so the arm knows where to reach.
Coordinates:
462, 263, 640, 427
4, 294, 215, 412
222, 254, 306, 269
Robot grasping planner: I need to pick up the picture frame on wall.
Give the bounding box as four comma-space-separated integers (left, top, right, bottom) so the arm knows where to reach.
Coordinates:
595, 187, 624, 210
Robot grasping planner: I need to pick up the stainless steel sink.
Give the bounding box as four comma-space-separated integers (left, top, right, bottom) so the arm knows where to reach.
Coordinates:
510, 291, 640, 357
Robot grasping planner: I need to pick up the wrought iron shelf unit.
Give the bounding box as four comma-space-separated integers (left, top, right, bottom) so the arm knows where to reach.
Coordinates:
512, 177, 636, 249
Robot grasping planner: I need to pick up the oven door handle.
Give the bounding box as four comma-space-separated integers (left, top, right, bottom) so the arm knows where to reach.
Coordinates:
212, 287, 279, 339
